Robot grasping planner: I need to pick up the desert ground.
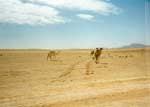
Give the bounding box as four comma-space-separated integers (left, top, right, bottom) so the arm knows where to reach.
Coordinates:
0, 48, 150, 107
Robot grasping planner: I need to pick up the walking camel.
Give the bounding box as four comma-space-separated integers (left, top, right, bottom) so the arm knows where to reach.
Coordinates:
93, 48, 103, 64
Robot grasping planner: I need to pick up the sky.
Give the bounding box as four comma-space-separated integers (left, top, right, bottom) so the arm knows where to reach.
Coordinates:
0, 0, 150, 49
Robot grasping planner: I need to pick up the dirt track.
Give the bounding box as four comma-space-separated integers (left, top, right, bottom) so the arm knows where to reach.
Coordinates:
0, 48, 150, 107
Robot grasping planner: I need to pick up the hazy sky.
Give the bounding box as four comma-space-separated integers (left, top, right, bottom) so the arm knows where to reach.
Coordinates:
0, 0, 150, 49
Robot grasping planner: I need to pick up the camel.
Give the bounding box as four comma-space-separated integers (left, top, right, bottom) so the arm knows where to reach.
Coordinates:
47, 51, 58, 61
94, 48, 103, 64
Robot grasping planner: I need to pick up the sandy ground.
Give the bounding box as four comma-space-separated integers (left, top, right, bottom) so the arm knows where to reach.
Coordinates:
0, 48, 150, 107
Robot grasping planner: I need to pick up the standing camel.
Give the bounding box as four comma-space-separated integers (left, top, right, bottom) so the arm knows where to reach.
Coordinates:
47, 51, 56, 61
94, 48, 103, 64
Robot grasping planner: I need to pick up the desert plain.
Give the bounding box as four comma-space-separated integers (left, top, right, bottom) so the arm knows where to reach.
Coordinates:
0, 48, 150, 107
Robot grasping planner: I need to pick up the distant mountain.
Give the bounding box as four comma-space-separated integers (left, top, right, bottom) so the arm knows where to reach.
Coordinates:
120, 43, 149, 48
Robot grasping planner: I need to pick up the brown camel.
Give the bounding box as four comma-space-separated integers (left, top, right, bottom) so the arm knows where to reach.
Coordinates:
47, 51, 57, 61
94, 48, 103, 64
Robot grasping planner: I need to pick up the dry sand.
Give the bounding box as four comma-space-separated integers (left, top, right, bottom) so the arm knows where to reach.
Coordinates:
0, 48, 150, 107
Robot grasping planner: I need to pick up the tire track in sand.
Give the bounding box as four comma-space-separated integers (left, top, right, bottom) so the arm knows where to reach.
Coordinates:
50, 59, 90, 83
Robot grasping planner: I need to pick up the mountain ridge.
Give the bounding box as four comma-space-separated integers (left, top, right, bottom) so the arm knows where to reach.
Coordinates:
120, 43, 150, 48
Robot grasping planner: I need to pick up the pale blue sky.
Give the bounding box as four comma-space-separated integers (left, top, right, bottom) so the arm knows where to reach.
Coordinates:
0, 0, 149, 49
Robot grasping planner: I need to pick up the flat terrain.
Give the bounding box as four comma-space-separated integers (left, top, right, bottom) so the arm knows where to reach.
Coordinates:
0, 48, 150, 107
